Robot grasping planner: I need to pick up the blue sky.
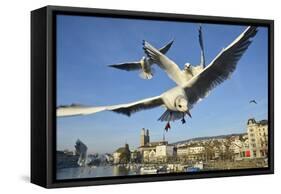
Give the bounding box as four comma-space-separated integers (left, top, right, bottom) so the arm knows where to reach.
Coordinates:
56, 14, 268, 154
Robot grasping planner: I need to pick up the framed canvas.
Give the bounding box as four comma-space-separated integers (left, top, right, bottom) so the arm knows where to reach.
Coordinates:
31, 5, 274, 188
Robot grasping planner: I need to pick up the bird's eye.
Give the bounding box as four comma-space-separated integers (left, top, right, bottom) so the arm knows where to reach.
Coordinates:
178, 105, 182, 108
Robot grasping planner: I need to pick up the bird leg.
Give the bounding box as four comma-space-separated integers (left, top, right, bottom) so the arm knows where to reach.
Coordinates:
165, 122, 171, 132
164, 111, 173, 131
181, 113, 186, 124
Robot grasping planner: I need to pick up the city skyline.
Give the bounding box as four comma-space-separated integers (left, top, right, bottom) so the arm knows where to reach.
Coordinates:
56, 15, 268, 154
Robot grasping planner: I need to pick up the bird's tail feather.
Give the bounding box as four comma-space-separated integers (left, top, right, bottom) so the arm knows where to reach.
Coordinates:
139, 68, 154, 80
158, 110, 185, 122
139, 71, 153, 79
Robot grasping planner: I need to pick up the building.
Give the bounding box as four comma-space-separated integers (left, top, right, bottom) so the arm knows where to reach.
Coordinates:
140, 128, 150, 147
227, 134, 252, 160
130, 150, 141, 163
138, 128, 175, 163
177, 145, 205, 161
156, 144, 175, 162
247, 118, 268, 158
56, 150, 79, 169
139, 141, 168, 163
113, 143, 130, 164
174, 118, 268, 162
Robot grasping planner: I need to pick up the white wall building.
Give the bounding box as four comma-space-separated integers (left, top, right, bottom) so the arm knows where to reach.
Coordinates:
247, 119, 268, 158
155, 145, 174, 162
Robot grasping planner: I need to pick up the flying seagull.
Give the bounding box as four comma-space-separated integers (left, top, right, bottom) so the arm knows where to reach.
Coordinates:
57, 26, 258, 130
143, 25, 206, 87
108, 40, 174, 79
249, 100, 257, 104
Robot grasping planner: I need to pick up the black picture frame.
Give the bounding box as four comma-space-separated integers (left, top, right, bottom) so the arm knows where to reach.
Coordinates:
31, 5, 274, 188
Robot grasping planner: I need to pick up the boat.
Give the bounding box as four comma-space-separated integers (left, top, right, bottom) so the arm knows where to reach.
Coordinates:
157, 166, 170, 174
185, 167, 201, 172
140, 167, 158, 174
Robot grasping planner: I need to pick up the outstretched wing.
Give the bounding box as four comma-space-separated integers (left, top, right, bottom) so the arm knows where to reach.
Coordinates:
184, 26, 258, 107
159, 39, 174, 54
108, 61, 141, 71
108, 40, 173, 72
143, 41, 184, 86
198, 25, 206, 67
57, 95, 164, 117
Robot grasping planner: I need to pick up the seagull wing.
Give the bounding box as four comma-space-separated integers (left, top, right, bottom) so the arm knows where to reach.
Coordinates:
183, 26, 258, 107
250, 100, 257, 104
198, 25, 206, 67
143, 41, 184, 86
57, 95, 164, 117
108, 40, 173, 72
158, 39, 174, 54
108, 61, 142, 71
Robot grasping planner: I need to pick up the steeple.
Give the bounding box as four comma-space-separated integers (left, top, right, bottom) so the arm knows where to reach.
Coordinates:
140, 128, 150, 147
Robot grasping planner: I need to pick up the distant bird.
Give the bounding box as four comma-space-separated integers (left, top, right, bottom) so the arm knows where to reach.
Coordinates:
143, 25, 206, 87
108, 40, 174, 79
57, 26, 258, 130
249, 100, 257, 104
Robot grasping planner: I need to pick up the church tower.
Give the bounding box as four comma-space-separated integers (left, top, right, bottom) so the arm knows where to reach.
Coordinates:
140, 128, 150, 146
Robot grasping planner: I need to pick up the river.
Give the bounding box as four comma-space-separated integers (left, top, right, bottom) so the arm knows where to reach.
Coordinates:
57, 165, 138, 180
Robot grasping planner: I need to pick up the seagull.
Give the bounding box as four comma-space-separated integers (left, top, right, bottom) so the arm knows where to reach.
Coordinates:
249, 100, 257, 104
142, 25, 206, 87
108, 40, 174, 79
57, 26, 258, 130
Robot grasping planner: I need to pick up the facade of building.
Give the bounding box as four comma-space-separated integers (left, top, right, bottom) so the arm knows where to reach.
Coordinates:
177, 145, 205, 161
110, 118, 268, 165
113, 152, 121, 164
140, 128, 150, 147
113, 143, 130, 164
247, 118, 268, 158
57, 150, 79, 169
175, 118, 268, 161
156, 145, 175, 162
138, 128, 175, 163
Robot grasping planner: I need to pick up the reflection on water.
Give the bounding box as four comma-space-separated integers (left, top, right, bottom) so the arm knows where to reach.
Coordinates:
57, 166, 137, 180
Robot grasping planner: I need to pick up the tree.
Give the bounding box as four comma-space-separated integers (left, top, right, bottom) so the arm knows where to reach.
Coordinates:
119, 144, 131, 163
222, 138, 234, 161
